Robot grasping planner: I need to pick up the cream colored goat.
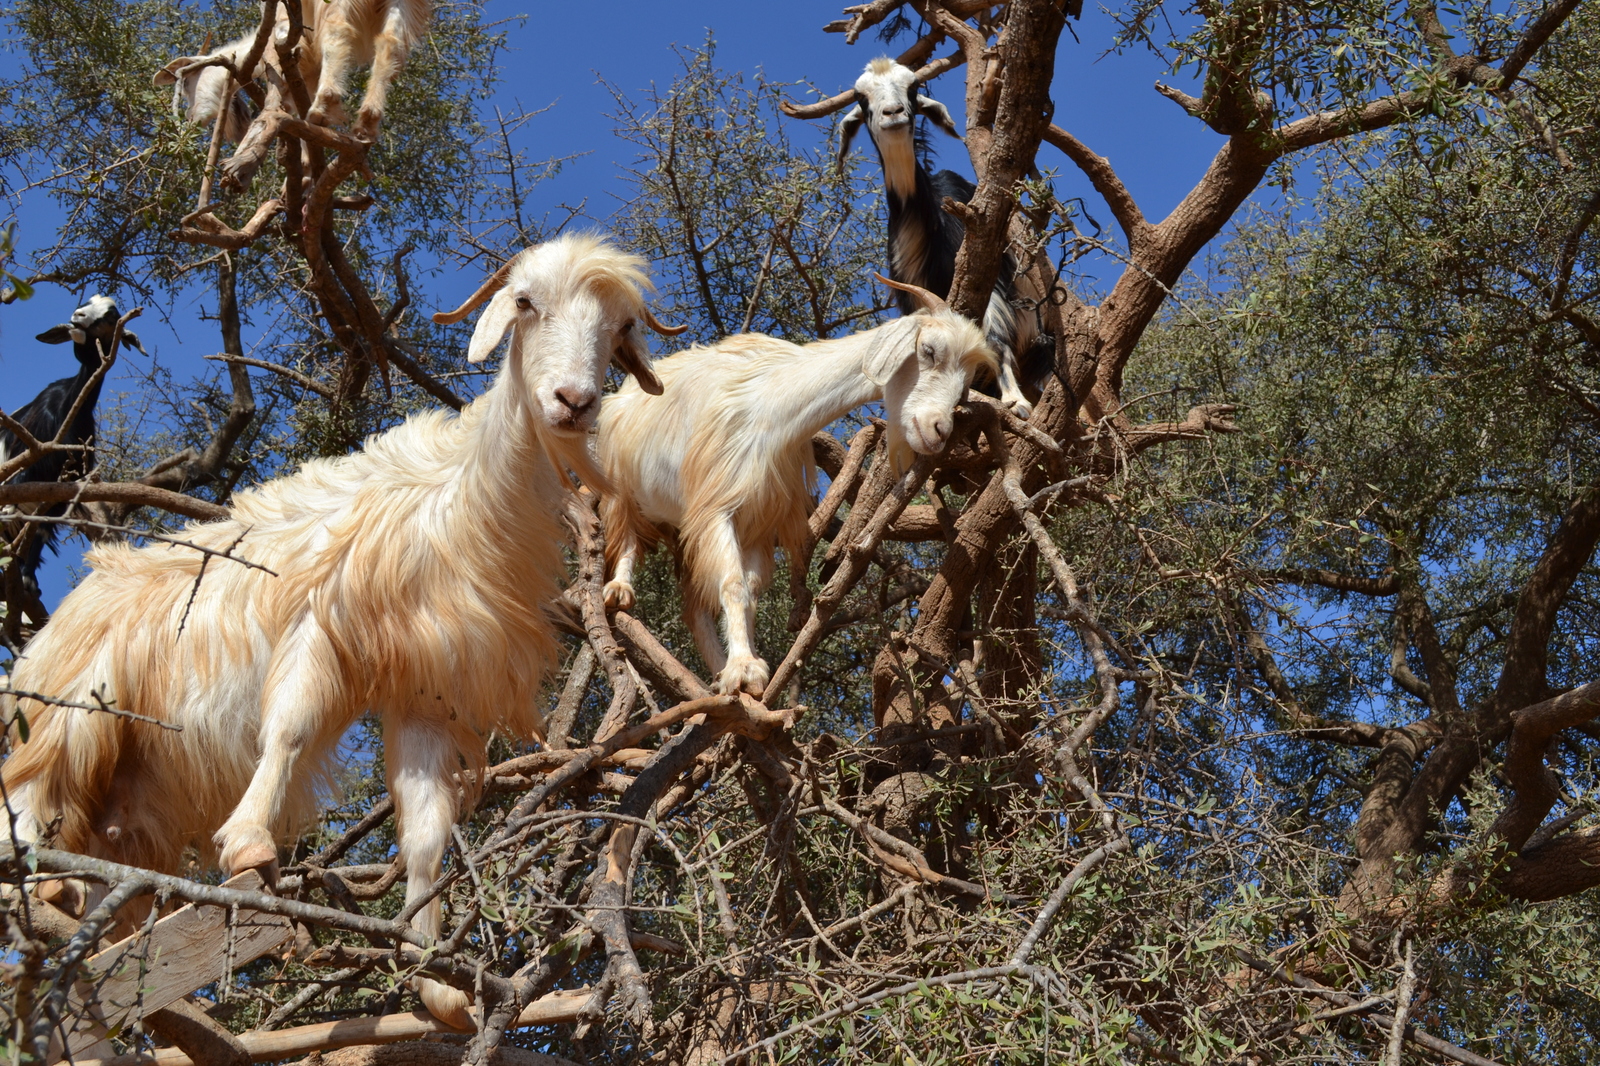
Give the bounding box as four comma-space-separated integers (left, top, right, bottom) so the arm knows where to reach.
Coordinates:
157, 0, 429, 140
0, 234, 672, 1028
598, 279, 996, 697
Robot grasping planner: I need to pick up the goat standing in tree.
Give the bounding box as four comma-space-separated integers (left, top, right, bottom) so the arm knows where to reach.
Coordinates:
840, 57, 1053, 417
598, 278, 995, 698
1, 296, 142, 632
157, 0, 430, 141
0, 236, 671, 1029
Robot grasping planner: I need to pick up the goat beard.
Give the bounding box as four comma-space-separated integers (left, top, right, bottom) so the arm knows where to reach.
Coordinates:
885, 427, 917, 477
538, 428, 612, 497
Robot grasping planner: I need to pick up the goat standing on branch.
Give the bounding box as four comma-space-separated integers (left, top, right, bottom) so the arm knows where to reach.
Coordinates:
0, 235, 672, 1029
838, 58, 1054, 418
1, 296, 143, 631
158, 0, 430, 141
598, 277, 996, 698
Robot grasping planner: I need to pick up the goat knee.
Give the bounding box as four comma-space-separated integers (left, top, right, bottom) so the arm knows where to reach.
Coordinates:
307, 90, 348, 128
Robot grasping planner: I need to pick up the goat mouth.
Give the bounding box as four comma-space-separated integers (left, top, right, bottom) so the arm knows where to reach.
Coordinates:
548, 417, 591, 435
911, 425, 946, 454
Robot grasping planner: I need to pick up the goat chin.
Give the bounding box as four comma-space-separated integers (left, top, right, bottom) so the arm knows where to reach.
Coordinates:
886, 428, 917, 475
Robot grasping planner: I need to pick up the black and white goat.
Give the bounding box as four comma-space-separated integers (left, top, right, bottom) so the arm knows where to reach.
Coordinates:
840, 57, 1053, 418
0, 296, 142, 614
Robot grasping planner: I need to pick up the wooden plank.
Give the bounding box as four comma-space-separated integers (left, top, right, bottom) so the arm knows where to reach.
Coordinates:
74, 989, 593, 1066
58, 870, 294, 1060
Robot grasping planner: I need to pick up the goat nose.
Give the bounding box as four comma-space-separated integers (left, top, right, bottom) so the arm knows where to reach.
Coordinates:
883, 104, 905, 116
555, 387, 596, 417
933, 419, 952, 444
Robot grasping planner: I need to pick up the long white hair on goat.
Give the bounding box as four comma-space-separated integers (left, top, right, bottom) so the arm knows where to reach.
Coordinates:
156, 0, 435, 141
0, 232, 669, 1029
597, 278, 994, 697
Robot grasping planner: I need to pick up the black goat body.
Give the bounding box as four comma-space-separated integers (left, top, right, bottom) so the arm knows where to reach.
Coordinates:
841, 57, 1055, 416
1, 296, 140, 617
884, 160, 1055, 405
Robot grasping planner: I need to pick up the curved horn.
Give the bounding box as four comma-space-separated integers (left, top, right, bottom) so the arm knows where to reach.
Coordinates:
874, 273, 949, 314
643, 306, 689, 337
432, 258, 516, 325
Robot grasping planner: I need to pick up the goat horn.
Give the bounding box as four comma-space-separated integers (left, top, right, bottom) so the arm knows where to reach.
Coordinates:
432, 258, 516, 325
874, 273, 949, 314
643, 307, 689, 337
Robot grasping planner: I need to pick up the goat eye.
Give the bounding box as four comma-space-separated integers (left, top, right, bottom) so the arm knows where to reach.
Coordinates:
515, 296, 534, 312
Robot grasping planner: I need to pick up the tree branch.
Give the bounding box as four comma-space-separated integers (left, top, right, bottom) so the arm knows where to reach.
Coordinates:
1040, 123, 1147, 244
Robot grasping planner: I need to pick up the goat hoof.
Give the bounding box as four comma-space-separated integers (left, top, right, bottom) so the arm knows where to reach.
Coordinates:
716, 656, 769, 699
36, 878, 88, 918
354, 109, 381, 140
1006, 399, 1035, 420
418, 978, 474, 1031
602, 579, 635, 611
307, 96, 348, 129
218, 830, 280, 880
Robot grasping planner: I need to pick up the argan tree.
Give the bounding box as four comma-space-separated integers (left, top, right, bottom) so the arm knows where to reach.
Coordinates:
3, 1, 1599, 1064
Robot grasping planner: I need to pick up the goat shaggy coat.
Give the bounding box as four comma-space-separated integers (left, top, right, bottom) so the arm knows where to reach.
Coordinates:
0, 234, 667, 1028
597, 300, 995, 697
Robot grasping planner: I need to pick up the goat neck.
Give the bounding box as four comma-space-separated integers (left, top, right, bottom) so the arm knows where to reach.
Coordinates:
454, 359, 581, 521
745, 318, 922, 443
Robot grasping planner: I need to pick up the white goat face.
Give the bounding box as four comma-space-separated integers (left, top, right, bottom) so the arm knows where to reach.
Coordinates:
72, 295, 120, 336
838, 58, 961, 188
869, 314, 993, 473
37, 294, 142, 360
465, 237, 664, 436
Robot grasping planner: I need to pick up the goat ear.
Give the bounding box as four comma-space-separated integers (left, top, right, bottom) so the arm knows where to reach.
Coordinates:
153, 59, 186, 87
916, 95, 961, 139
615, 324, 665, 396
837, 103, 865, 175
862, 322, 919, 386
120, 330, 148, 356
466, 289, 518, 364
35, 325, 73, 345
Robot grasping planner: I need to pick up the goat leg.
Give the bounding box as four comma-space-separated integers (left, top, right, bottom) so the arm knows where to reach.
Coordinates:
221, 85, 289, 192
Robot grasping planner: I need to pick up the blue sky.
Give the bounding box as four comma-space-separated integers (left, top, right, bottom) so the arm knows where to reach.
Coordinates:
3, 0, 1229, 607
